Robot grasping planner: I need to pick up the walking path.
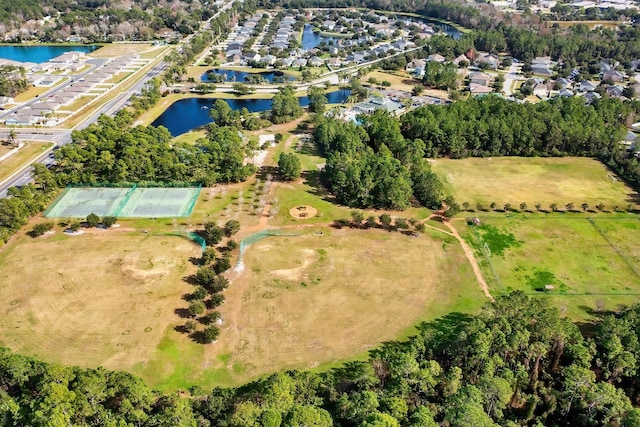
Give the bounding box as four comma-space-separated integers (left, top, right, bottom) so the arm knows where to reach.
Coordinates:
423, 213, 494, 301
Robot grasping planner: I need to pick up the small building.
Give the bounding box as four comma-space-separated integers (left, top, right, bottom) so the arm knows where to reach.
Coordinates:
427, 53, 446, 63
469, 72, 492, 87
354, 96, 403, 115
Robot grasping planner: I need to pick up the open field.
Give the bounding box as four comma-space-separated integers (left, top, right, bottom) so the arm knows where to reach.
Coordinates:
0, 231, 201, 371
133, 226, 484, 389
0, 141, 52, 183
457, 215, 640, 319
364, 70, 419, 92
89, 43, 156, 58
432, 157, 638, 209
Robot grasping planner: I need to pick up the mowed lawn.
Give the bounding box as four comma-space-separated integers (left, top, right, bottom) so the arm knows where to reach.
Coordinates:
458, 216, 640, 319
432, 157, 638, 209
0, 231, 200, 371
133, 227, 485, 390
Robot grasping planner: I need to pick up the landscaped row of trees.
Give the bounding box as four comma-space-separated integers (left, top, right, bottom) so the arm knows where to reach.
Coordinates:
48, 112, 255, 187
314, 111, 444, 210
4, 292, 640, 425
178, 220, 240, 344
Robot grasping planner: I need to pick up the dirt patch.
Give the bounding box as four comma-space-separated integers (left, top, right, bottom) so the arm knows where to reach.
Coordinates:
289, 205, 318, 219
270, 249, 316, 281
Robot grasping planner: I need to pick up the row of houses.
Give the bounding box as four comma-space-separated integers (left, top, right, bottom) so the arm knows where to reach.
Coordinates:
1, 55, 146, 126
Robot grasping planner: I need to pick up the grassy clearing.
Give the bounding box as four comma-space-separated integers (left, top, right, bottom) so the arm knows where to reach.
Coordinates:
133, 226, 484, 390
457, 215, 640, 320
0, 231, 201, 371
432, 157, 638, 209
0, 141, 52, 183
89, 43, 155, 58
172, 130, 206, 145
62, 96, 96, 113
363, 70, 419, 92
13, 86, 50, 102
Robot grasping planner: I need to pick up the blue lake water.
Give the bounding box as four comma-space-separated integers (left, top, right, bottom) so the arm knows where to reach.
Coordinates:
301, 24, 336, 50
152, 90, 352, 136
0, 45, 97, 63
202, 68, 296, 83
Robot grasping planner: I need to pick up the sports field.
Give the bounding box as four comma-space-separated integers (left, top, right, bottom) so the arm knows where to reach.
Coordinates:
0, 232, 201, 370
432, 157, 638, 209
44, 187, 201, 218
134, 227, 483, 389
459, 216, 640, 318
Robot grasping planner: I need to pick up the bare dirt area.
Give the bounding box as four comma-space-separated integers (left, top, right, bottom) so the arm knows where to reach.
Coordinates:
289, 205, 318, 219
0, 232, 201, 370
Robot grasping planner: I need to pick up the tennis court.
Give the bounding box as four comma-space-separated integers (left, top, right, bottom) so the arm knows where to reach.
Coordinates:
44, 186, 201, 218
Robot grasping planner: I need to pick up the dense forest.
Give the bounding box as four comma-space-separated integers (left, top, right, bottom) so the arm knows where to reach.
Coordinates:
3, 292, 640, 426
50, 112, 255, 186
315, 111, 444, 210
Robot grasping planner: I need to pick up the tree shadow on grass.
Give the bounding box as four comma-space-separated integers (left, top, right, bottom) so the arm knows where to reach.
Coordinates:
301, 170, 337, 204
174, 308, 193, 319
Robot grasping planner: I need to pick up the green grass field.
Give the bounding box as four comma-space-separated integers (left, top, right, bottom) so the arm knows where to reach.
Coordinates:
432, 157, 638, 210
456, 215, 640, 319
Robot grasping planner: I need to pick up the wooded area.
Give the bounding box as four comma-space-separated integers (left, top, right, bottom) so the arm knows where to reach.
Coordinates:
3, 292, 640, 426
0, 66, 29, 97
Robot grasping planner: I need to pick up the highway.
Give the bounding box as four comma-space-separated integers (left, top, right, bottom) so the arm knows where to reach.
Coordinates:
0, 0, 235, 198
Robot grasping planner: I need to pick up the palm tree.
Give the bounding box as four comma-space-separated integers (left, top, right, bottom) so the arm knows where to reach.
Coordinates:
581, 203, 589, 212
566, 202, 574, 212
596, 203, 605, 212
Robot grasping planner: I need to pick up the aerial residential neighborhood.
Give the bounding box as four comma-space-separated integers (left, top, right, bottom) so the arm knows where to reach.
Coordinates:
2, 0, 640, 425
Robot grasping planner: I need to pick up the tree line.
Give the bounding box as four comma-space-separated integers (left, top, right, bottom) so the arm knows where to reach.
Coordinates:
4, 292, 640, 425
400, 95, 640, 190
48, 112, 255, 187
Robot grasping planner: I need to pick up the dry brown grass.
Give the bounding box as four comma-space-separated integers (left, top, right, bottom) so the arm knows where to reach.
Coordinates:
185, 226, 483, 385
432, 157, 638, 208
89, 44, 155, 58
0, 231, 200, 370
364, 70, 419, 92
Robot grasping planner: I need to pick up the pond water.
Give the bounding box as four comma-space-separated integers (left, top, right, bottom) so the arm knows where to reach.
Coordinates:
201, 68, 297, 83
152, 90, 352, 136
301, 24, 337, 50
0, 45, 98, 63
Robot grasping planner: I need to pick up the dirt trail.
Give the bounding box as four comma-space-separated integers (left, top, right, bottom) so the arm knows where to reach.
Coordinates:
424, 214, 494, 301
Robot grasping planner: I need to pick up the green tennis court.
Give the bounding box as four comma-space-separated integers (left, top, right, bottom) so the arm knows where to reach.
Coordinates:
44, 186, 201, 218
